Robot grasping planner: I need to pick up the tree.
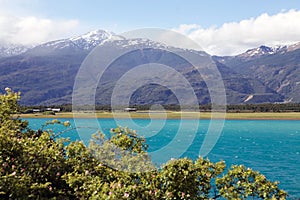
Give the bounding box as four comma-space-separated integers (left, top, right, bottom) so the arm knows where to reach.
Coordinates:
216, 165, 287, 199
0, 88, 288, 199
0, 88, 74, 198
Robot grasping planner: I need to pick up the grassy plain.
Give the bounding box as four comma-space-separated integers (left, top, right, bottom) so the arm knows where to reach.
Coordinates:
20, 111, 300, 120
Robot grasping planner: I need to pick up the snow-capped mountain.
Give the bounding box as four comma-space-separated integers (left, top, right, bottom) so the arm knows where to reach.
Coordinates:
236, 42, 300, 60
69, 29, 116, 50
54, 29, 173, 50
1, 29, 300, 105
238, 45, 285, 59
0, 45, 29, 57
27, 30, 117, 54
1, 29, 202, 58
25, 29, 176, 56
214, 41, 300, 104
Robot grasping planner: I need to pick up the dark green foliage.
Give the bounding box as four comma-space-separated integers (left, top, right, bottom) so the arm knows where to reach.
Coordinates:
21, 102, 300, 113
227, 103, 300, 112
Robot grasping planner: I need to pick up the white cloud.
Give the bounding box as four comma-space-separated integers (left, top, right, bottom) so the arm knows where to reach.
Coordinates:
174, 9, 300, 56
0, 14, 79, 46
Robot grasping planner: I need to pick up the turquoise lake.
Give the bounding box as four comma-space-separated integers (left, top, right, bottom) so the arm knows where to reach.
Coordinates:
26, 118, 300, 198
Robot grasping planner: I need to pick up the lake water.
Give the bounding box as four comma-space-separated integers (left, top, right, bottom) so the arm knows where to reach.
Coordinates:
26, 118, 300, 198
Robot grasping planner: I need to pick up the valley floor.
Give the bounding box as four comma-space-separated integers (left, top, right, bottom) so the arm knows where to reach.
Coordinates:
20, 111, 300, 120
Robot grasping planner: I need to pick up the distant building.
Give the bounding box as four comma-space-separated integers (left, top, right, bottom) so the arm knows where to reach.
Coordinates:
51, 108, 61, 112
124, 107, 137, 112
32, 109, 41, 112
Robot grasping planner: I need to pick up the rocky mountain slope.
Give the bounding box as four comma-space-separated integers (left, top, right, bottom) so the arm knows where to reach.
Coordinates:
214, 43, 300, 103
0, 30, 299, 105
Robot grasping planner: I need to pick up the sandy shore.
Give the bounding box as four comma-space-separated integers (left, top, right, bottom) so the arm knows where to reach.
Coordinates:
19, 111, 300, 120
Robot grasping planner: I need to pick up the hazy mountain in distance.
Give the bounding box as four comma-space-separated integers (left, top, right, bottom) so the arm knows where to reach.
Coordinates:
0, 44, 29, 58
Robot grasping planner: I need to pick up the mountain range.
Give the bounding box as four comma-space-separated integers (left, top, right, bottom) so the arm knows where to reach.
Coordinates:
0, 30, 300, 105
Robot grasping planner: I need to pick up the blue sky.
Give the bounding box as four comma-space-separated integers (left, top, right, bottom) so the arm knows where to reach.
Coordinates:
1, 0, 300, 55
5, 0, 299, 31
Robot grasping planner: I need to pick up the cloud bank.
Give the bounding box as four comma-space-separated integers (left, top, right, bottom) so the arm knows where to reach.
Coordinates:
0, 14, 79, 46
175, 10, 300, 56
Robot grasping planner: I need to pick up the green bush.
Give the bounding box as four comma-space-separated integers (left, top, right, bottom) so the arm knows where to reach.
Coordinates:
0, 88, 287, 199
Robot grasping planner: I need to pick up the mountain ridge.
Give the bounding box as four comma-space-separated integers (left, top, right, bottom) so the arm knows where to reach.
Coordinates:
0, 29, 299, 105
2, 29, 300, 57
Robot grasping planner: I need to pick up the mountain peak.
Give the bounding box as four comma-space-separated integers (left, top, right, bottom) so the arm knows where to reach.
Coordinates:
244, 45, 275, 57
70, 29, 113, 42
68, 29, 115, 50
237, 42, 300, 59
30, 29, 115, 53
238, 44, 286, 59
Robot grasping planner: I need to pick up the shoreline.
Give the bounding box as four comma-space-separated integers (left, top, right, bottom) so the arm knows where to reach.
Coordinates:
19, 111, 300, 120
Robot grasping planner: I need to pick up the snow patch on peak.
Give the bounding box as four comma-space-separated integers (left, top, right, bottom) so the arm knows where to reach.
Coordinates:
245, 45, 274, 56
101, 37, 169, 50
68, 30, 115, 50
238, 45, 286, 59
71, 30, 113, 42
0, 44, 29, 57
37, 30, 116, 51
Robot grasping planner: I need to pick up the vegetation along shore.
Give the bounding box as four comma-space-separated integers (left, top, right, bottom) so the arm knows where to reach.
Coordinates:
20, 111, 300, 120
